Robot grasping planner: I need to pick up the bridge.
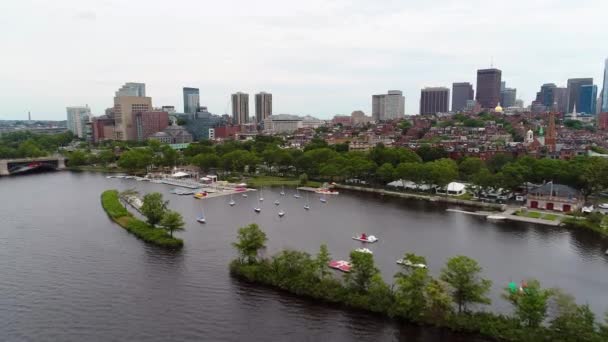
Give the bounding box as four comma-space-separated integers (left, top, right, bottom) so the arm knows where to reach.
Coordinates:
0, 155, 67, 176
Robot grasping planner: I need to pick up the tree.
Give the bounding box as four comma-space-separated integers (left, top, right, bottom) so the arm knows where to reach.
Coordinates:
232, 223, 268, 264
344, 250, 379, 293
428, 158, 458, 190
117, 148, 153, 172
68, 150, 87, 166
159, 210, 185, 237
299, 173, 309, 185
458, 157, 485, 181
425, 279, 453, 322
97, 150, 116, 165
486, 153, 514, 173
440, 255, 492, 313
140, 192, 168, 226
377, 163, 396, 183
549, 290, 599, 342
191, 153, 220, 171
504, 279, 552, 328
577, 157, 608, 201
393, 253, 429, 321
415, 145, 447, 162
315, 244, 331, 279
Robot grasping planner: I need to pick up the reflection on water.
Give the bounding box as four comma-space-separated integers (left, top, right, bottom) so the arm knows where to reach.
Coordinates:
1, 171, 607, 341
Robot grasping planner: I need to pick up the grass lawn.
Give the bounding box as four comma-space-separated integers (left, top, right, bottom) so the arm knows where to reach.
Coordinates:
515, 210, 559, 221
246, 176, 321, 188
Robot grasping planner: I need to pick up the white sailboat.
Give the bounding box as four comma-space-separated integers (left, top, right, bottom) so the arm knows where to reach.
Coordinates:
294, 188, 301, 199
274, 199, 280, 206
278, 210, 285, 217
304, 193, 310, 210
197, 205, 206, 224
229, 193, 236, 206
280, 185, 285, 196
259, 188, 264, 202
320, 194, 327, 203
254, 207, 261, 213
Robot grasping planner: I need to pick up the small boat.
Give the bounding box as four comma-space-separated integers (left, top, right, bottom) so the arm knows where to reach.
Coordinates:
278, 211, 285, 217
328, 260, 351, 272
242, 193, 248, 198
598, 203, 608, 209
194, 192, 206, 199
304, 204, 310, 210
320, 196, 327, 203
294, 189, 301, 199
352, 234, 378, 243
315, 188, 339, 195
280, 186, 285, 196
396, 259, 427, 269
106, 175, 114, 179
229, 193, 236, 206
274, 200, 280, 206
304, 193, 310, 210
197, 206, 206, 224
486, 215, 506, 222
254, 207, 261, 213
354, 248, 373, 254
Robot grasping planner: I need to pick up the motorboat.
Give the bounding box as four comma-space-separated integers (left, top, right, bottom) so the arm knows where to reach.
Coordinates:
328, 260, 351, 272
486, 215, 507, 222
254, 207, 261, 213
354, 248, 373, 254
396, 259, 427, 269
274, 200, 280, 206
197, 216, 206, 224
352, 234, 378, 243
320, 197, 327, 203
278, 211, 285, 217
229, 200, 236, 206
599, 203, 608, 209
582, 205, 594, 213
304, 204, 310, 210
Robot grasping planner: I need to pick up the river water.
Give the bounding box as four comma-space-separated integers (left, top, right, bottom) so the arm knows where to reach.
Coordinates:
1, 172, 607, 341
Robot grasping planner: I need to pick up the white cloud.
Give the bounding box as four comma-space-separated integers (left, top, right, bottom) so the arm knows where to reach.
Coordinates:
0, 0, 606, 119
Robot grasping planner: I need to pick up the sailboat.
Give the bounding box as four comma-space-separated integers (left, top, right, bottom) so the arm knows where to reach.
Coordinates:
254, 207, 261, 213
259, 188, 264, 202
278, 210, 285, 217
293, 188, 301, 199
280, 185, 285, 196
320, 194, 327, 203
242, 193, 248, 198
274, 199, 280, 206
229, 193, 236, 206
304, 193, 310, 210
197, 205, 206, 223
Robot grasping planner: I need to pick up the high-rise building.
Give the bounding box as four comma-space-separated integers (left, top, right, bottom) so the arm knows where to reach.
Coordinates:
420, 87, 450, 115
133, 111, 169, 141
255, 92, 272, 123
500, 81, 506, 92
500, 88, 517, 108
539, 83, 557, 107
183, 87, 200, 114
113, 83, 152, 140
372, 94, 386, 121
115, 82, 146, 97
579, 84, 597, 115
451, 82, 474, 112
66, 106, 92, 139
567, 78, 593, 112
552, 87, 568, 113
601, 58, 608, 112
476, 68, 502, 109
231, 92, 249, 124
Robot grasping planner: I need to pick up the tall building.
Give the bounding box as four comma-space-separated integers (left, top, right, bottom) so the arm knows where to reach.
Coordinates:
183, 87, 200, 114
255, 92, 272, 123
66, 106, 92, 139
567, 78, 593, 112
579, 84, 597, 115
420, 87, 450, 115
231, 92, 249, 124
552, 87, 569, 113
133, 111, 169, 141
602, 58, 608, 112
539, 83, 557, 107
372, 94, 386, 121
113, 83, 152, 140
500, 88, 517, 108
476, 68, 502, 109
115, 82, 146, 97
451, 82, 474, 112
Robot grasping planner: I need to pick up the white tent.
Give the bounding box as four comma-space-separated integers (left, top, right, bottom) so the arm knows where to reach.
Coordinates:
446, 182, 466, 196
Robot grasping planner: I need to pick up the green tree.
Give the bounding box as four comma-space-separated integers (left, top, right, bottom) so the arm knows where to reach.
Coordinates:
68, 150, 87, 166
424, 279, 453, 322
393, 253, 429, 321
440, 255, 492, 313
159, 210, 185, 237
486, 153, 514, 173
577, 157, 608, 201
140, 192, 168, 226
97, 150, 116, 165
117, 148, 153, 172
377, 163, 396, 183
344, 250, 379, 293
191, 153, 220, 171
415, 145, 447, 162
315, 244, 331, 279
549, 290, 599, 342
458, 157, 485, 181
299, 173, 309, 185
504, 279, 552, 328
232, 223, 268, 264
428, 158, 458, 190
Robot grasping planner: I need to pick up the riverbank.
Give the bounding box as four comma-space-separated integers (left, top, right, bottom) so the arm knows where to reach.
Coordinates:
335, 184, 505, 211
100, 190, 183, 248
246, 176, 322, 188
68, 165, 127, 173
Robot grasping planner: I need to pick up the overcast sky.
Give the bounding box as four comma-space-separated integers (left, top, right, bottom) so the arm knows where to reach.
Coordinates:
1, 0, 607, 120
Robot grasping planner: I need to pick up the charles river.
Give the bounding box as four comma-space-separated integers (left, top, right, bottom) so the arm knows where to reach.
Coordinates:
2, 172, 608, 342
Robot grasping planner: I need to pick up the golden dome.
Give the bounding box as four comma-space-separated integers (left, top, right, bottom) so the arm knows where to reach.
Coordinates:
494, 103, 503, 113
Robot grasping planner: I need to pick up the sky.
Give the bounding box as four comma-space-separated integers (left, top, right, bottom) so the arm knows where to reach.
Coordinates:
1, 0, 607, 120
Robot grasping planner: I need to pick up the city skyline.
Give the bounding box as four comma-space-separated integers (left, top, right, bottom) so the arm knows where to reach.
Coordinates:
1, 0, 608, 120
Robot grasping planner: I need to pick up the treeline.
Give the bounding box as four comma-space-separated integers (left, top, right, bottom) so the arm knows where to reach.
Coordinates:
230, 224, 608, 342
0, 131, 73, 158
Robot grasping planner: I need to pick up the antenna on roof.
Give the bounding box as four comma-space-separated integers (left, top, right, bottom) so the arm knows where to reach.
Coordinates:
490, 56, 494, 68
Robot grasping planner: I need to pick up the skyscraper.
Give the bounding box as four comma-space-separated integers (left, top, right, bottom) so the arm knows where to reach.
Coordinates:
384, 90, 405, 119
602, 58, 608, 113
451, 82, 474, 112
579, 84, 597, 114
231, 92, 249, 124
476, 68, 502, 109
372, 94, 386, 121
183, 87, 200, 114
420, 87, 450, 115
66, 106, 92, 139
113, 82, 152, 140
567, 78, 593, 112
500, 88, 517, 108
538, 83, 557, 107
255, 92, 272, 123
552, 87, 569, 113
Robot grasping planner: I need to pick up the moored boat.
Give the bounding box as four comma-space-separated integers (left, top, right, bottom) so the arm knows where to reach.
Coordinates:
254, 207, 261, 213
486, 215, 506, 221
396, 259, 427, 269
352, 233, 378, 243
328, 260, 351, 272
354, 248, 373, 254
315, 189, 339, 195
278, 211, 285, 217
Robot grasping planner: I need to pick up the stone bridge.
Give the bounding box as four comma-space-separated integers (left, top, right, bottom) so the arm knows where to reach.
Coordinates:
0, 155, 67, 176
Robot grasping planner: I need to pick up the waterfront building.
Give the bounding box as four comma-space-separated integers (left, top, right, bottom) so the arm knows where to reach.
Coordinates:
231, 92, 249, 125
567, 78, 593, 113
133, 111, 169, 141
420, 87, 449, 115
527, 183, 582, 212
476, 68, 502, 109
183, 87, 200, 114
500, 88, 517, 108
579, 84, 597, 115
372, 90, 404, 120
255, 92, 272, 124
451, 82, 474, 112
66, 106, 91, 139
